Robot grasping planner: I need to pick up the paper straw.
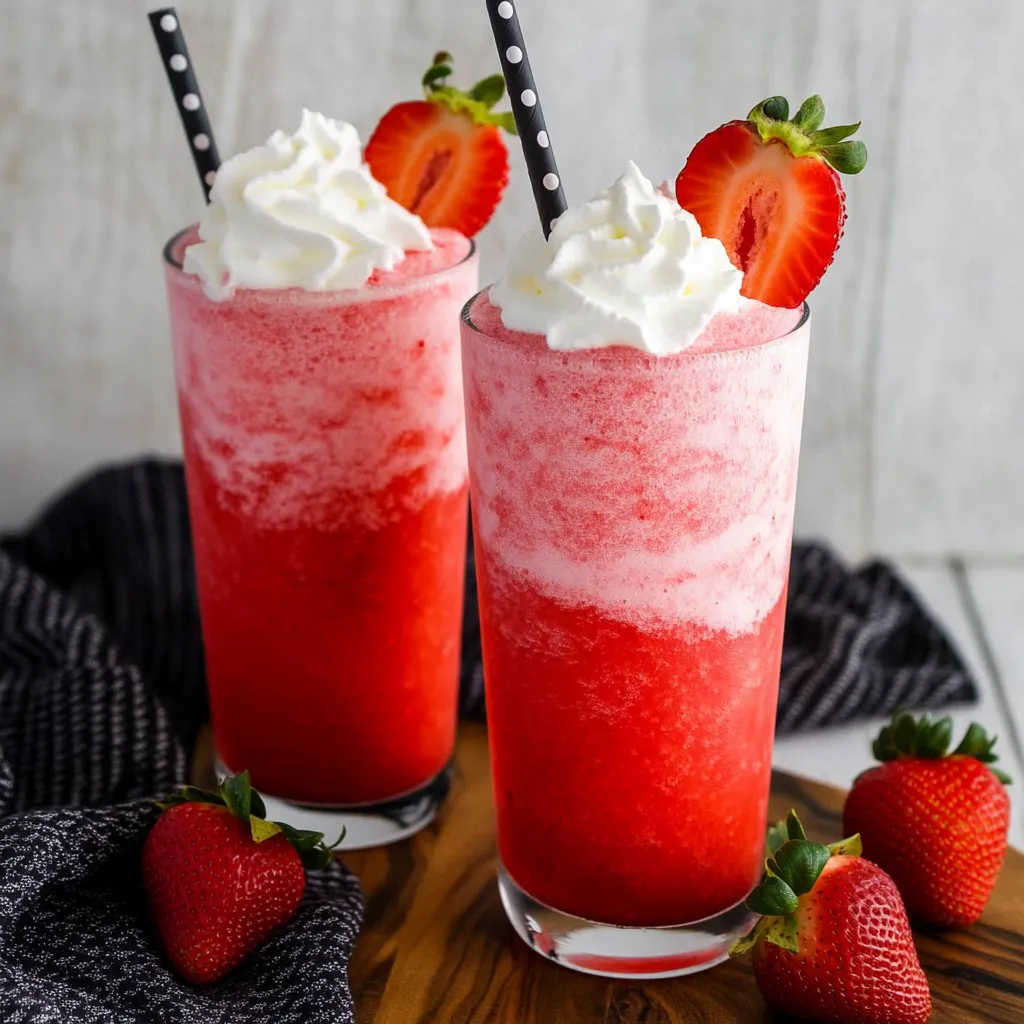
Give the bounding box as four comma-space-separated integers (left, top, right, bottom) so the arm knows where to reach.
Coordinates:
148, 7, 222, 202
485, 1, 567, 237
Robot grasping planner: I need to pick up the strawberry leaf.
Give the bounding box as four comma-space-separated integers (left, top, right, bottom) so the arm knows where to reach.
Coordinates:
827, 833, 863, 857
220, 771, 253, 821
470, 74, 506, 109
954, 721, 996, 759
923, 716, 954, 757
299, 846, 335, 871
744, 93, 867, 172
810, 121, 861, 147
249, 788, 267, 820
793, 95, 825, 132
762, 915, 800, 954
158, 785, 223, 809
250, 815, 283, 843
275, 822, 328, 850
423, 59, 456, 91
821, 141, 867, 175
729, 917, 771, 957
767, 819, 789, 854
871, 712, 1014, 785
490, 111, 518, 136
786, 809, 807, 842
895, 711, 918, 752
747, 875, 799, 916
872, 723, 901, 763
755, 96, 790, 122
768, 839, 830, 897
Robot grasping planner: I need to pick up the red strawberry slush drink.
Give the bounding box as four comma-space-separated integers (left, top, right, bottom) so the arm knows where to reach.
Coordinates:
464, 92, 864, 976
164, 111, 478, 845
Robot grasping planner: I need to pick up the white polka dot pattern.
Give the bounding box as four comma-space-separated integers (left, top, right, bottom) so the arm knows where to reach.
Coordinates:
486, 0, 567, 236
149, 8, 221, 201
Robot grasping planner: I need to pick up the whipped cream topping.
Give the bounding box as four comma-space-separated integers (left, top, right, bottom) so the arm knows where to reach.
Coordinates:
184, 110, 433, 300
490, 162, 744, 355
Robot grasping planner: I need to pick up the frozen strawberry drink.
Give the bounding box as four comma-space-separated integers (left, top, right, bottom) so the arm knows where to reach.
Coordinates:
164, 110, 479, 845
463, 161, 811, 975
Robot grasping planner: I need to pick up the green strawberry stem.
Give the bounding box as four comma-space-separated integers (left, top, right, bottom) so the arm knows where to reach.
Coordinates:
747, 94, 867, 175
871, 711, 1012, 785
731, 810, 862, 957
420, 51, 517, 134
158, 771, 344, 870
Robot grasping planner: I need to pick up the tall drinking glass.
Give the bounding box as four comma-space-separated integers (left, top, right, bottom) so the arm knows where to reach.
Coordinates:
462, 289, 809, 976
164, 226, 478, 846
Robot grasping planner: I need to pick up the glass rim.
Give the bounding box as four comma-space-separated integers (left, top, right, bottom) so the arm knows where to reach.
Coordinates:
162, 225, 478, 303
461, 286, 811, 359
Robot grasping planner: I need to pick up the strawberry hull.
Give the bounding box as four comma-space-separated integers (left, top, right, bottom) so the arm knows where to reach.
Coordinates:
165, 227, 478, 805
463, 291, 809, 929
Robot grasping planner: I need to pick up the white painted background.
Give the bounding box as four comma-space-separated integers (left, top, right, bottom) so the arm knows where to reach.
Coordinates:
2, 1, 1023, 826
2, 0, 1022, 555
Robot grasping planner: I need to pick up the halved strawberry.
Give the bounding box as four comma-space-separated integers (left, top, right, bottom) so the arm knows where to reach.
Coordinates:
366, 53, 516, 238
676, 95, 867, 308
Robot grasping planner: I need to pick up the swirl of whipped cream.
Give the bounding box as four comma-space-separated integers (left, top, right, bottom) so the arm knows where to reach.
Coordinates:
490, 161, 744, 355
184, 109, 433, 300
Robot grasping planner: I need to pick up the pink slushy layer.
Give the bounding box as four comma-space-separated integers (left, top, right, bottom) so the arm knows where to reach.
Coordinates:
167, 227, 476, 534
463, 291, 810, 635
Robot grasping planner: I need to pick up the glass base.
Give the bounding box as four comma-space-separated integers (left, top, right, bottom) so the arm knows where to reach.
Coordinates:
215, 759, 451, 850
498, 864, 756, 979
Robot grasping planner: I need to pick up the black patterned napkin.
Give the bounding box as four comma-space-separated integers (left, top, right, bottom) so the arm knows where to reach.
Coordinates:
0, 459, 976, 1020
0, 464, 362, 1022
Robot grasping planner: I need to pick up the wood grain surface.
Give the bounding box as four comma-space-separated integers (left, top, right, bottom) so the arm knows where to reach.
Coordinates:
345, 723, 1024, 1024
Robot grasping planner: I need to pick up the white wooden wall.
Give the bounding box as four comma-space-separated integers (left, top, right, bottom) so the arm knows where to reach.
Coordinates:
2, 0, 1023, 560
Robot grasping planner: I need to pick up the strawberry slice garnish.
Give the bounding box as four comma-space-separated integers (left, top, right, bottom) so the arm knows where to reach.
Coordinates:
366, 52, 516, 238
676, 95, 867, 308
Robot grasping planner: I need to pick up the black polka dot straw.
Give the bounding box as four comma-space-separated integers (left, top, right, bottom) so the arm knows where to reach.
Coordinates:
148, 7, 221, 202
486, 1, 567, 238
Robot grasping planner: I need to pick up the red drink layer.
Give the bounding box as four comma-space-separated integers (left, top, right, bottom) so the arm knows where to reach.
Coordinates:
463, 291, 809, 926
165, 228, 477, 804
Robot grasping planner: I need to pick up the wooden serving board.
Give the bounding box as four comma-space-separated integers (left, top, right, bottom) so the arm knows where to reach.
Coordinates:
345, 724, 1024, 1024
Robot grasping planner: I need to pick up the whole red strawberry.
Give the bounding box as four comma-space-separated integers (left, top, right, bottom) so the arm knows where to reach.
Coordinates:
676, 95, 867, 308
365, 52, 515, 237
731, 811, 931, 1024
143, 772, 341, 984
844, 712, 1011, 928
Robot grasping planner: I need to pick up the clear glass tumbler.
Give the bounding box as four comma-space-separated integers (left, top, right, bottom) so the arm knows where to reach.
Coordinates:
164, 226, 478, 847
461, 288, 810, 976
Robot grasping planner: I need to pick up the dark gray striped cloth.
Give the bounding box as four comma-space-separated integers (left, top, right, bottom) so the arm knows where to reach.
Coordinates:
0, 462, 362, 1023
0, 459, 976, 1021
